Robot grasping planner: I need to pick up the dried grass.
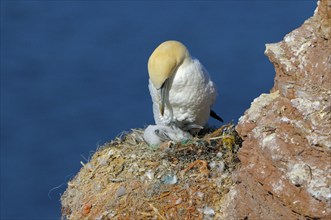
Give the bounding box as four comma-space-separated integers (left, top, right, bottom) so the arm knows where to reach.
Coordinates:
61, 123, 242, 220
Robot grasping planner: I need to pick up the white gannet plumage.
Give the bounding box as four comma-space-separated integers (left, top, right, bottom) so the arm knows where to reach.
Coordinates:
147, 40, 217, 133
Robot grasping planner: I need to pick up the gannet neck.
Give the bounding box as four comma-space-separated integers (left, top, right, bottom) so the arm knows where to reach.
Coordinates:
148, 40, 190, 89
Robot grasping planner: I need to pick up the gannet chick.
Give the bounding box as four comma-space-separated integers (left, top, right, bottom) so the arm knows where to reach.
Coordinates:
148, 40, 220, 133
143, 124, 192, 147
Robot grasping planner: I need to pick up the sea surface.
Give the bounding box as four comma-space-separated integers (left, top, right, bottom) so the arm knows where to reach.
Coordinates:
1, 1, 316, 219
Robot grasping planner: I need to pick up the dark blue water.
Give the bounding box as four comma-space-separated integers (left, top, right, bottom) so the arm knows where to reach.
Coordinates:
1, 1, 316, 219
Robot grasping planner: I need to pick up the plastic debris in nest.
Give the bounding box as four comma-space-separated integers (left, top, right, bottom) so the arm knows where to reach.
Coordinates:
61, 123, 242, 219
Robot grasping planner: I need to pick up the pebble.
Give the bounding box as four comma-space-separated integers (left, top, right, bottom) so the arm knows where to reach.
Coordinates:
161, 174, 177, 185
116, 186, 126, 197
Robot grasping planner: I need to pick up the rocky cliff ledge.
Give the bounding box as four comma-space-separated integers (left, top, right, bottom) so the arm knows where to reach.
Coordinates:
61, 1, 330, 219
225, 0, 330, 219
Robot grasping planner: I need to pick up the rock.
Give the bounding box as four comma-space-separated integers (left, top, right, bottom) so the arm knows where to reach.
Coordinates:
222, 0, 331, 219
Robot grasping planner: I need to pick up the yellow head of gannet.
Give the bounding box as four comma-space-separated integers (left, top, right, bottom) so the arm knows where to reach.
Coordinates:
148, 40, 189, 115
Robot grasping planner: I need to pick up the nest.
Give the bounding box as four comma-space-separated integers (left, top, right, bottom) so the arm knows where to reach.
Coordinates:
61, 123, 242, 219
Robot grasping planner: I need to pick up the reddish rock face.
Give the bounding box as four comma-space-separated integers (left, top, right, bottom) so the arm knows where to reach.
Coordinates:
226, 0, 331, 219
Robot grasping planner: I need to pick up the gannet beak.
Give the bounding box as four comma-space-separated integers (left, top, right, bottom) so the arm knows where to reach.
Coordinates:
159, 79, 169, 116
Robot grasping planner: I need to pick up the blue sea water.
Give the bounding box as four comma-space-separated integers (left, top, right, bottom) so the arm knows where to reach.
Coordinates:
1, 1, 316, 219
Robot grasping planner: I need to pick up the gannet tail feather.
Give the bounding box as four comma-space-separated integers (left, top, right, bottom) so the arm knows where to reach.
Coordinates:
210, 110, 224, 122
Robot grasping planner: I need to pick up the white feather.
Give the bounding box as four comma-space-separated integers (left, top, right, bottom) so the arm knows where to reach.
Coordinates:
149, 58, 217, 131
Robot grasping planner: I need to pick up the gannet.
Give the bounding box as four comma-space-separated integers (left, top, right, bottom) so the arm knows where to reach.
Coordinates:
147, 40, 222, 134
143, 125, 192, 146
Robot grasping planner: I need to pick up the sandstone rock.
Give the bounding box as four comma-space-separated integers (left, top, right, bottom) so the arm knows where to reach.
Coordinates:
224, 0, 331, 219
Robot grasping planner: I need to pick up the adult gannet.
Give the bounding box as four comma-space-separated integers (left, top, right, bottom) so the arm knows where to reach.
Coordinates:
147, 40, 222, 133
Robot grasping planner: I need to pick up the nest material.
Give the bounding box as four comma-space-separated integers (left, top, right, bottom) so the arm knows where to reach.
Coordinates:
61, 123, 242, 219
